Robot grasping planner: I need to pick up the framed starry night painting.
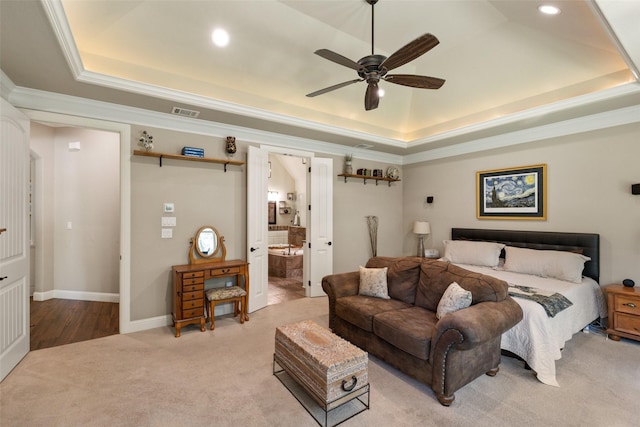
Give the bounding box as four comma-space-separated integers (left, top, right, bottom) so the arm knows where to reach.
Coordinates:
477, 164, 547, 220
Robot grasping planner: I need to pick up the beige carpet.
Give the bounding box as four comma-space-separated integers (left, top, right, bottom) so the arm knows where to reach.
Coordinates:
1, 296, 638, 426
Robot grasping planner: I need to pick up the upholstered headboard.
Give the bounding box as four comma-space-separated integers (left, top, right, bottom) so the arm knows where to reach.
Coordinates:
451, 228, 600, 283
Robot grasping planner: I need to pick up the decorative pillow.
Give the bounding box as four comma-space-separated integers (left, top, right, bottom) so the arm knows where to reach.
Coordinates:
436, 282, 472, 319
358, 266, 390, 299
503, 246, 590, 283
442, 240, 505, 267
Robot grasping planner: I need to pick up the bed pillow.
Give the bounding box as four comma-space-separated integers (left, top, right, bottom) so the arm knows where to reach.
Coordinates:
358, 266, 390, 299
442, 240, 505, 267
503, 246, 590, 283
436, 282, 472, 319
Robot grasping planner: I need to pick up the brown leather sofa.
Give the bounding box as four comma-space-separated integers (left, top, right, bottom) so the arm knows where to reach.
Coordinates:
321, 257, 523, 406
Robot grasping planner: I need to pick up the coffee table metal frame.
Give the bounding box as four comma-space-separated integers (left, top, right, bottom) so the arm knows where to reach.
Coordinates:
273, 354, 370, 427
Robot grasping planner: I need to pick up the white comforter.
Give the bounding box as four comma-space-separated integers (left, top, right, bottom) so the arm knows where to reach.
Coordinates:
455, 264, 607, 387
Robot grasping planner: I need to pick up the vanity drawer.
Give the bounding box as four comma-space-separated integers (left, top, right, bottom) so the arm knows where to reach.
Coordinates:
182, 298, 203, 310
182, 283, 204, 293
182, 290, 203, 301
211, 267, 240, 276
182, 277, 204, 286
182, 307, 204, 319
182, 271, 204, 279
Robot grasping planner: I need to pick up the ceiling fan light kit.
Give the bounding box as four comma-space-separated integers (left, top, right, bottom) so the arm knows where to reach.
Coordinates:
307, 0, 445, 111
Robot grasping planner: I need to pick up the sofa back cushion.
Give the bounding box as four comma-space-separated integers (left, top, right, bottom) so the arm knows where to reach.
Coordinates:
415, 260, 509, 312
365, 257, 422, 304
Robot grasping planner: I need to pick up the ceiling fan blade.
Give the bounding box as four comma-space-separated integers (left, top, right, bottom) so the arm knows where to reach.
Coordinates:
381, 33, 440, 72
306, 79, 362, 97
314, 49, 361, 71
384, 74, 445, 89
364, 83, 380, 111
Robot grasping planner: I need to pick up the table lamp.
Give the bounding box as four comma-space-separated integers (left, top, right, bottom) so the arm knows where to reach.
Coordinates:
413, 221, 431, 257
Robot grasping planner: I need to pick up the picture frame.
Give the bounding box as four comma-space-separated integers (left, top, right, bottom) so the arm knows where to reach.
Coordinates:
477, 164, 547, 220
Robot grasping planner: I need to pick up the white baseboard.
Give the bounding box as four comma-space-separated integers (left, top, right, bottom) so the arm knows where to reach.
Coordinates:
32, 290, 119, 303
122, 315, 172, 334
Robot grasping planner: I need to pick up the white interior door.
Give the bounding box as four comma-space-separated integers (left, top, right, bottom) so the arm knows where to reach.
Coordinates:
1, 98, 30, 381
307, 157, 333, 297
246, 145, 268, 313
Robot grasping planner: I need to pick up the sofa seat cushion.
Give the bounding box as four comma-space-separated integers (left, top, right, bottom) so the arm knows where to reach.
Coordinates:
335, 295, 411, 332
373, 306, 437, 360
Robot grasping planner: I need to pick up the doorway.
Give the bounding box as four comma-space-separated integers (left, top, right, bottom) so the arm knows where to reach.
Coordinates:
29, 122, 121, 349
267, 153, 307, 306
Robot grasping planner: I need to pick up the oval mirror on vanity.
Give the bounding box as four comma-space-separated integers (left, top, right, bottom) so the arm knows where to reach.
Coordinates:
189, 225, 226, 264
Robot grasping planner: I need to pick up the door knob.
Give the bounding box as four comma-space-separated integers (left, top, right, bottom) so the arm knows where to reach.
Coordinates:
0, 276, 7, 281
326, 241, 332, 246
250, 247, 259, 252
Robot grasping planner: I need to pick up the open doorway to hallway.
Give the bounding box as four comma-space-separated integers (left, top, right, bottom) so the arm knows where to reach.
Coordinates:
29, 123, 120, 349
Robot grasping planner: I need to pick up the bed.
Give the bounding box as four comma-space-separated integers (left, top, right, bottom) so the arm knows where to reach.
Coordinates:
448, 228, 607, 387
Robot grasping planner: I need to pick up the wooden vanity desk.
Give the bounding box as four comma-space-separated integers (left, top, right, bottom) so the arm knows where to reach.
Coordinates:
171, 225, 249, 337
172, 259, 249, 337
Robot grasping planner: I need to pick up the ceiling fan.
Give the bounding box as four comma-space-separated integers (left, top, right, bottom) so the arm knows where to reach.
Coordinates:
306, 0, 445, 111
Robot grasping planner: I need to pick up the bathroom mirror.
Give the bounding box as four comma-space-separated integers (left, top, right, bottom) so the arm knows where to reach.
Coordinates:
189, 225, 226, 264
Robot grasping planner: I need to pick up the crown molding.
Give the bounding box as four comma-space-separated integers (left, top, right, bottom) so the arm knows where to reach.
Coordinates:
9, 85, 402, 165
404, 101, 640, 164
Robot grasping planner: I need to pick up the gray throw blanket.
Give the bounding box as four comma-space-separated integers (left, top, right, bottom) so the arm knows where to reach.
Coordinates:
508, 284, 573, 317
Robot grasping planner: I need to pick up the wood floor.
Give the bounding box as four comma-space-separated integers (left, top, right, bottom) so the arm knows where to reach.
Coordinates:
30, 298, 119, 351
29, 279, 303, 350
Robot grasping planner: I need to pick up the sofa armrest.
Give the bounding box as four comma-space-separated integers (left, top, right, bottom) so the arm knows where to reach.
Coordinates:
321, 271, 360, 299
429, 297, 523, 363
322, 271, 359, 331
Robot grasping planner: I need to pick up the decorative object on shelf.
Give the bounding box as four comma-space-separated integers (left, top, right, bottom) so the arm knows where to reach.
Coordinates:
386, 166, 399, 180
181, 146, 204, 157
287, 192, 295, 201
357, 168, 371, 176
366, 216, 378, 257
344, 153, 353, 175
138, 130, 154, 151
477, 164, 547, 220
623, 278, 635, 288
225, 136, 237, 157
413, 221, 431, 257
373, 169, 383, 177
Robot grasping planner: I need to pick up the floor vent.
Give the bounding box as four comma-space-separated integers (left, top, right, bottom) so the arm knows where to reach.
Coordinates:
171, 107, 200, 118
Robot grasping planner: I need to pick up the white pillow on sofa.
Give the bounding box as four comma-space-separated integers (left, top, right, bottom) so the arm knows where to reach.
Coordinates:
358, 266, 390, 299
503, 246, 590, 283
436, 282, 472, 319
442, 240, 505, 267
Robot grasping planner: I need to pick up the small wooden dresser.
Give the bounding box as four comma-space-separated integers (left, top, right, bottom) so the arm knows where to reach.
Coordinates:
172, 259, 249, 337
604, 284, 640, 342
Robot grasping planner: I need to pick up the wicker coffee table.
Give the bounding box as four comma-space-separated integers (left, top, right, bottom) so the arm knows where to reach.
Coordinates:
273, 320, 370, 427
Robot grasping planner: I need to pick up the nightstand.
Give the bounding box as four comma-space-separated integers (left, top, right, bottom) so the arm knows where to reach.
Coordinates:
604, 284, 640, 342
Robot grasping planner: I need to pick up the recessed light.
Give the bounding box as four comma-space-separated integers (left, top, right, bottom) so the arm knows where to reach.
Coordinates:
538, 5, 561, 15
211, 28, 229, 47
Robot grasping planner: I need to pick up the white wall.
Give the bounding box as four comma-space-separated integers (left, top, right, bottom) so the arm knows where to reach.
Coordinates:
402, 122, 640, 286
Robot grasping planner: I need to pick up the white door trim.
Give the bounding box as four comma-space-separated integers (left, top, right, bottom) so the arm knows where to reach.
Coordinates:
21, 110, 133, 332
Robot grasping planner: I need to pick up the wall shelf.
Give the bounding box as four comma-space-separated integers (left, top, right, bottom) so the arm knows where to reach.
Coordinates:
133, 149, 244, 171
338, 173, 400, 187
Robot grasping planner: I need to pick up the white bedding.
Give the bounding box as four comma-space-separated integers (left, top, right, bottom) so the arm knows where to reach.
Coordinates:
454, 263, 607, 387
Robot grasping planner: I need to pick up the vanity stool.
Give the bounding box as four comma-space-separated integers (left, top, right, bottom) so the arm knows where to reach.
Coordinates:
206, 286, 248, 330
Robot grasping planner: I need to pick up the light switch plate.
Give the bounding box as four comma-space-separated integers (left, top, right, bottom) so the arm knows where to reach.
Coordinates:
161, 217, 177, 227
161, 228, 173, 239
163, 203, 175, 213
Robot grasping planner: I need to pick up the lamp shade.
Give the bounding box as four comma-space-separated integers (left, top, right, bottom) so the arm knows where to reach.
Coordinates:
413, 221, 431, 235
